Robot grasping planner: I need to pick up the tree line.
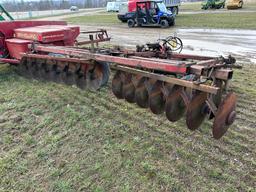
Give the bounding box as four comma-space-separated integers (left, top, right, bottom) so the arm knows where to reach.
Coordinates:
1, 0, 113, 12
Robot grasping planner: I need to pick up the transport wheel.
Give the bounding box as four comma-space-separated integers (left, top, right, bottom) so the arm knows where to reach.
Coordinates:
169, 19, 175, 27
123, 73, 136, 103
112, 71, 125, 99
160, 20, 169, 28
165, 89, 186, 122
149, 81, 165, 115
135, 77, 149, 108
127, 19, 135, 28
186, 92, 208, 131
212, 93, 237, 139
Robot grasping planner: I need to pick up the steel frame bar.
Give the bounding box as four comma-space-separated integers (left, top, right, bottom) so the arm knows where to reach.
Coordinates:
32, 44, 233, 82
35, 45, 189, 74
23, 53, 91, 64
77, 38, 111, 46
111, 65, 219, 95
0, 58, 19, 64
171, 53, 215, 60
80, 30, 108, 34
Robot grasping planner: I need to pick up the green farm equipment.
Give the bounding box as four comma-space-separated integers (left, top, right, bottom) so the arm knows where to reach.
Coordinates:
0, 4, 14, 21
202, 0, 226, 9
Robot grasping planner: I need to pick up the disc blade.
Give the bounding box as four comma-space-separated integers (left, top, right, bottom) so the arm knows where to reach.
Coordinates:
135, 78, 149, 108
76, 71, 87, 90
186, 92, 208, 130
25, 61, 34, 79
212, 93, 237, 139
62, 71, 76, 86
165, 89, 186, 122
123, 74, 135, 103
97, 62, 110, 87
49, 66, 62, 83
29, 61, 41, 79
39, 63, 50, 81
149, 81, 165, 114
17, 60, 28, 77
87, 65, 103, 91
112, 71, 124, 99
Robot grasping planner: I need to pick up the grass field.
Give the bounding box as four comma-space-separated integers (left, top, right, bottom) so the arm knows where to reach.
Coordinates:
180, 1, 256, 11
1, 2, 256, 191
67, 11, 256, 29
0, 58, 255, 191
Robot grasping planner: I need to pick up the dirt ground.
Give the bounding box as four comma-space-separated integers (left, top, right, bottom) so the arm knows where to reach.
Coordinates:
79, 25, 256, 58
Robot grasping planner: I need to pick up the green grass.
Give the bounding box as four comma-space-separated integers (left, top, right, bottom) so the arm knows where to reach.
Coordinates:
180, 1, 256, 12
180, 2, 256, 12
67, 12, 118, 25
180, 2, 202, 12
177, 12, 256, 29
67, 11, 256, 29
0, 57, 256, 191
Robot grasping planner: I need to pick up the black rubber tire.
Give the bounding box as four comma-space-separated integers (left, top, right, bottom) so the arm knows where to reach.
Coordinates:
160, 20, 169, 28
169, 18, 175, 27
127, 19, 135, 28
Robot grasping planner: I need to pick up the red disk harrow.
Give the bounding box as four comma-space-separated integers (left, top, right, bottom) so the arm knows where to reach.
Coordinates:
0, 21, 238, 139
